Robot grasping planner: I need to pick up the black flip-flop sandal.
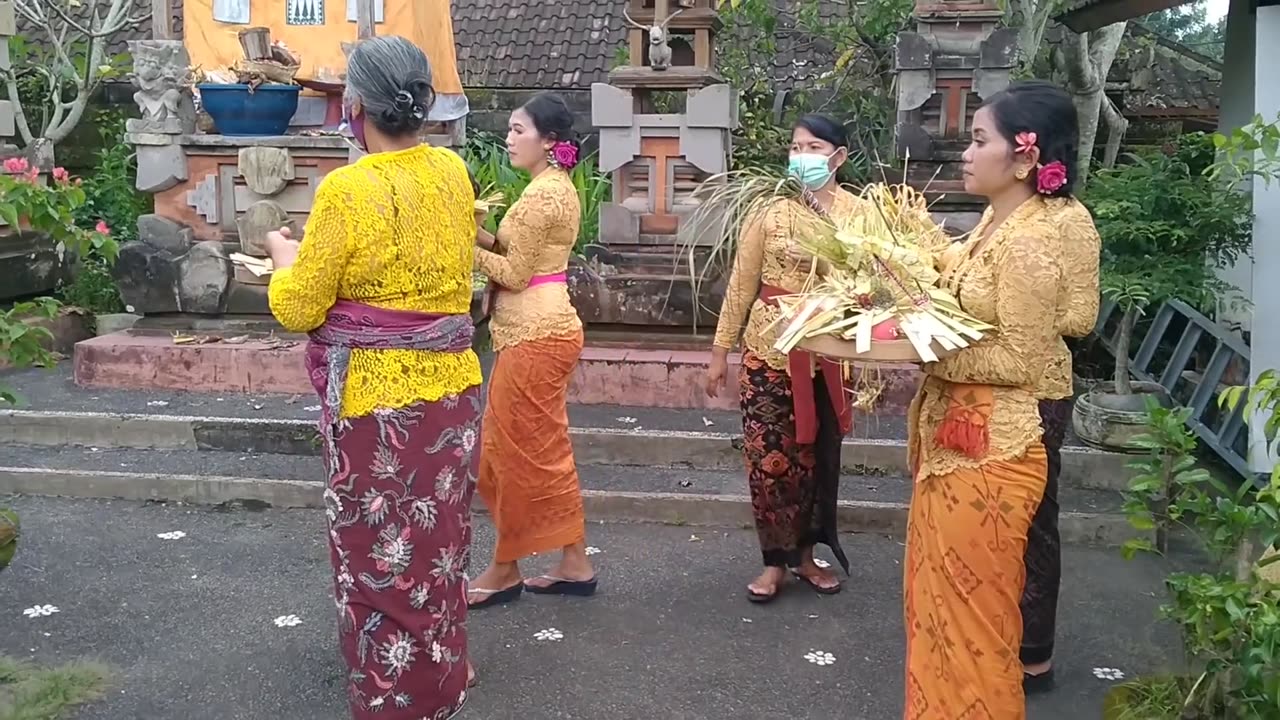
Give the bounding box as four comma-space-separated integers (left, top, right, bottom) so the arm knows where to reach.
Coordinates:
791, 569, 842, 595
466, 582, 523, 609
1023, 667, 1055, 694
524, 575, 599, 596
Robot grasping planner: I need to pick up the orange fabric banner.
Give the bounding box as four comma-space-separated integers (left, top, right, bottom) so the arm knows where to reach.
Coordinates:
184, 0, 463, 94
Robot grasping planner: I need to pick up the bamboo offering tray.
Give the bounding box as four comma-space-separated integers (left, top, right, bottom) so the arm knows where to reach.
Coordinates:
798, 334, 958, 363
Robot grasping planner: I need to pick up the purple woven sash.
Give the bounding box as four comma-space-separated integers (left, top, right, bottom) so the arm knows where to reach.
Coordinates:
305, 299, 474, 431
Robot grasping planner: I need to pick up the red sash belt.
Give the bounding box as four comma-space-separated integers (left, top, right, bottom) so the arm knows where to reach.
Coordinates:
759, 284, 853, 443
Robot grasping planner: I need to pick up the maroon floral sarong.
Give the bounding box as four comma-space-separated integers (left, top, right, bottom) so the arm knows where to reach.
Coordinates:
308, 300, 478, 720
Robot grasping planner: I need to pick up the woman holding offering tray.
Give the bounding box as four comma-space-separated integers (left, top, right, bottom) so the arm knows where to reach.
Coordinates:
903, 80, 1076, 719
706, 114, 865, 603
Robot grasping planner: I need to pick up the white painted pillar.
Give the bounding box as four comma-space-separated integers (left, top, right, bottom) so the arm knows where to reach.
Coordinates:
1216, 0, 1257, 329
1250, 4, 1280, 474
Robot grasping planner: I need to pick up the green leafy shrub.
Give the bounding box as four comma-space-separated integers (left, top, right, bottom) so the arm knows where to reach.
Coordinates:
1115, 378, 1280, 718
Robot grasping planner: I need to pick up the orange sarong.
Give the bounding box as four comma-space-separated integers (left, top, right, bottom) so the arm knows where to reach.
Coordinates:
477, 330, 586, 563
903, 444, 1047, 720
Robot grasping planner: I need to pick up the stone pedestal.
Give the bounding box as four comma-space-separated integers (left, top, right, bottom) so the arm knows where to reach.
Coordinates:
894, 0, 1018, 233
583, 0, 737, 327
113, 134, 353, 317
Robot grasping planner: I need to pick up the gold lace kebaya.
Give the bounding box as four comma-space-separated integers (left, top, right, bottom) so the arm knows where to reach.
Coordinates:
910, 194, 1063, 481
475, 168, 583, 352
969, 197, 1099, 401
268, 145, 482, 419
712, 189, 868, 371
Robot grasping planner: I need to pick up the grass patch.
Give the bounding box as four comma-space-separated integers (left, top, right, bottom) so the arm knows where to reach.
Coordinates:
1103, 675, 1191, 720
0, 655, 110, 720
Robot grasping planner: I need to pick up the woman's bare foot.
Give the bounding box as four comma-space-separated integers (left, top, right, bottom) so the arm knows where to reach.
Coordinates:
793, 549, 840, 592
746, 566, 787, 601
466, 561, 522, 606
466, 661, 478, 688
523, 543, 595, 589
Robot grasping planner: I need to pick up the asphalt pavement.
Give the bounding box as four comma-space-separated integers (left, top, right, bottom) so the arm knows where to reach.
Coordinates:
0, 495, 1179, 720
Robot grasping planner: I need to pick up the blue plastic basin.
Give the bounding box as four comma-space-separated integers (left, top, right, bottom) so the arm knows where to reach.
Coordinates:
197, 83, 302, 136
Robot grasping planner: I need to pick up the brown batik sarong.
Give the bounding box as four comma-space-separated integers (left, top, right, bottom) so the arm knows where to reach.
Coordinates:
738, 350, 849, 572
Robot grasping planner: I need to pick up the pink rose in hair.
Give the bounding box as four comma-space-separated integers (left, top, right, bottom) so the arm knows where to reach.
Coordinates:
1037, 161, 1068, 195
551, 141, 579, 170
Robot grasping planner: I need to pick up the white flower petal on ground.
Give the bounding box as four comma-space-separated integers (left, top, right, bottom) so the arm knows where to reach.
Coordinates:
147, 400, 170, 407
533, 628, 564, 642
304, 405, 321, 412
616, 416, 637, 424
1092, 667, 1126, 680
702, 416, 715, 427
273, 614, 303, 628
156, 531, 187, 540
585, 546, 601, 556
812, 558, 831, 569
22, 605, 60, 619
804, 650, 836, 666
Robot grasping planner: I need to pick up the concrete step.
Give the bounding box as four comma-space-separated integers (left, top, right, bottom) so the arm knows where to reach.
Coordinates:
70, 331, 925, 414
0, 444, 1136, 546
0, 406, 1132, 491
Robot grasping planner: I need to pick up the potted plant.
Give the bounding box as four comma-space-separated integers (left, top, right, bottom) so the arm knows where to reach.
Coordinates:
1073, 134, 1252, 451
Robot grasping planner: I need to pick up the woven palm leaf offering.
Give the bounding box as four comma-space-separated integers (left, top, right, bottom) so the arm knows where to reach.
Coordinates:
687, 169, 994, 369
474, 190, 507, 215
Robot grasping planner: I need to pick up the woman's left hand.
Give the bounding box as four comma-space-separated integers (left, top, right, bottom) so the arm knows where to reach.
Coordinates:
266, 226, 300, 270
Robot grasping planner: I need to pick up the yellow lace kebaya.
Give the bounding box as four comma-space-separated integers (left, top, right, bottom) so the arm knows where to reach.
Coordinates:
712, 189, 868, 371
268, 145, 483, 419
910, 194, 1063, 481
475, 168, 583, 353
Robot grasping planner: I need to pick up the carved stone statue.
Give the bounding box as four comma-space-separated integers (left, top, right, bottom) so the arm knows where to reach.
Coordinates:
128, 40, 197, 134
622, 7, 684, 71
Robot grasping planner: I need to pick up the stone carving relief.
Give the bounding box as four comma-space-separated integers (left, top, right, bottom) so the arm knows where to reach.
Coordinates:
237, 147, 295, 196
127, 40, 196, 135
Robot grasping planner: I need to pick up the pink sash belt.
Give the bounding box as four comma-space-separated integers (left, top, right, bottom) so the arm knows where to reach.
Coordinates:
526, 272, 567, 288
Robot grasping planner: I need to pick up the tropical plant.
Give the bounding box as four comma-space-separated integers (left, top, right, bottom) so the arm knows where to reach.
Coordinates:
0, 507, 17, 574
1, 160, 115, 403
0, 297, 60, 405
59, 111, 151, 314
1084, 132, 1253, 397
2, 3, 140, 149
715, 0, 909, 181
1113, 378, 1280, 718
460, 131, 611, 256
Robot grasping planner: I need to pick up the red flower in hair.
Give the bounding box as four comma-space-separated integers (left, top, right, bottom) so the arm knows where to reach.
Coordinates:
1037, 161, 1068, 195
1014, 131, 1037, 154
551, 141, 579, 170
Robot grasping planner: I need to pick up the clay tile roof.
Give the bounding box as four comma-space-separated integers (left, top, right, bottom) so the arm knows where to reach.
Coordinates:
1108, 23, 1221, 118
453, 0, 626, 90
452, 0, 849, 90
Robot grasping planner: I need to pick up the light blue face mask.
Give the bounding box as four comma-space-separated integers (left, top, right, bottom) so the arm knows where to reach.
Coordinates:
788, 151, 839, 190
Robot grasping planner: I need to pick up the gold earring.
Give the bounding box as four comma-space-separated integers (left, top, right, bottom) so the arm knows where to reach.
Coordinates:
1015, 167, 1029, 181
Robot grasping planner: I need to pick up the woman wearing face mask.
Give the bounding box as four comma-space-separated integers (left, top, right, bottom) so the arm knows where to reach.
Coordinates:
266, 36, 479, 719
706, 114, 864, 603
465, 92, 595, 609
902, 80, 1080, 719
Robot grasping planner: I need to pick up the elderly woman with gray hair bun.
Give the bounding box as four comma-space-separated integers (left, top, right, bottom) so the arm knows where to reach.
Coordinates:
265, 35, 480, 719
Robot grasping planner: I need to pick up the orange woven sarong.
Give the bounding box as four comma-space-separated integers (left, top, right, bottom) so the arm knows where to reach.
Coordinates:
477, 330, 586, 563
903, 444, 1047, 720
